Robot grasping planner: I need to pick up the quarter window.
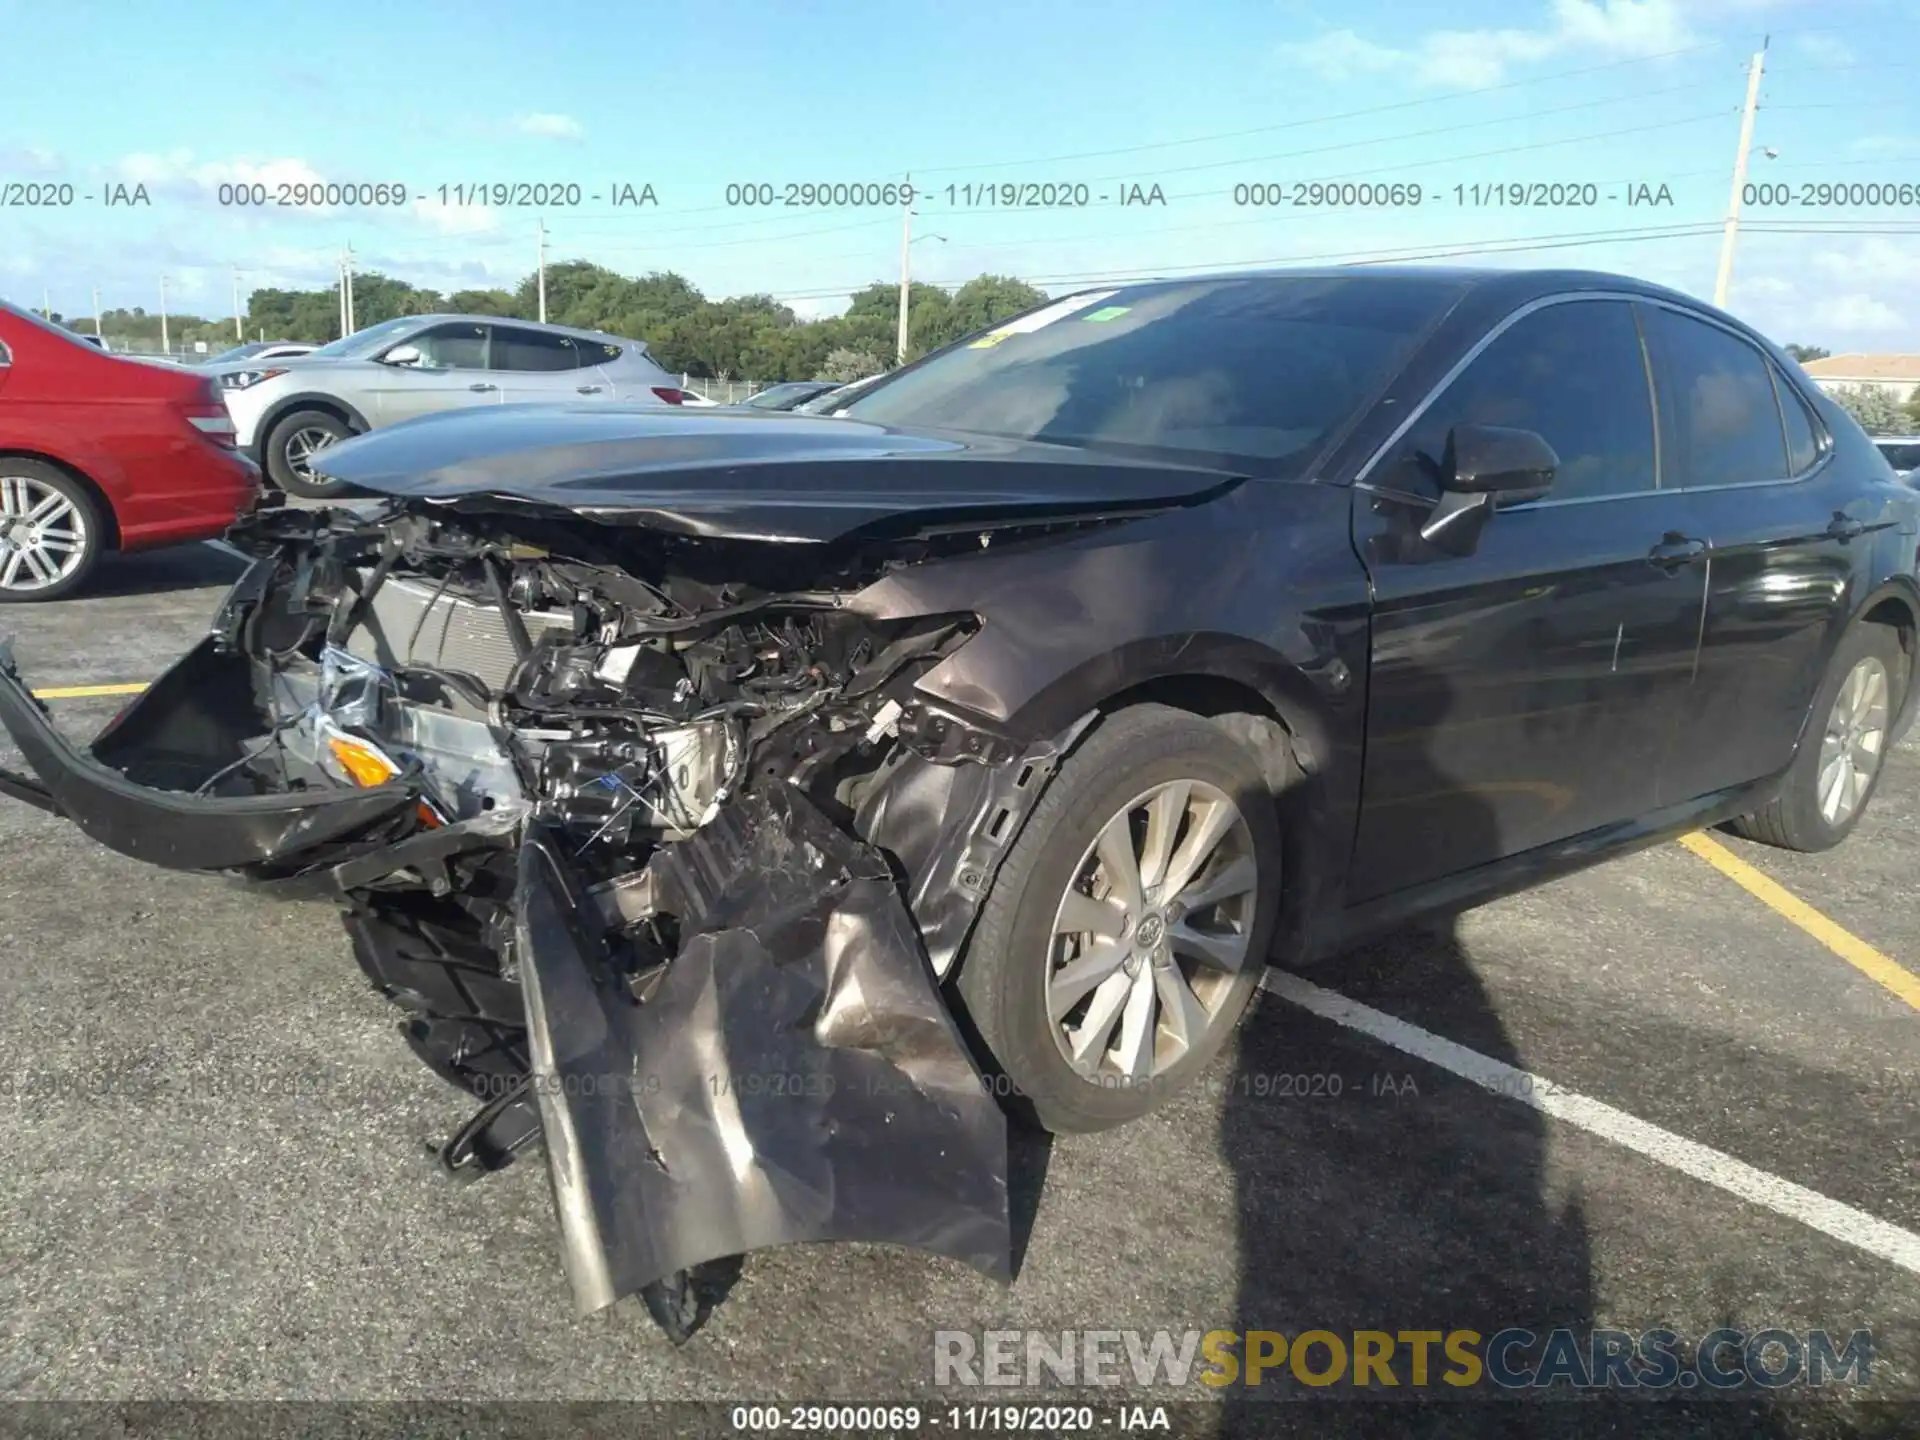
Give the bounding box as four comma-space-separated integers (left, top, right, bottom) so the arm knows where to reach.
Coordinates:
0, 340, 10, 366
1643, 306, 1790, 487
1381, 299, 1656, 502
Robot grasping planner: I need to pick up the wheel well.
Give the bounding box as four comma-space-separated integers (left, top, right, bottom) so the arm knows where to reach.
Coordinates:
261, 398, 359, 450
0, 450, 121, 550
1095, 675, 1303, 792
1861, 594, 1916, 694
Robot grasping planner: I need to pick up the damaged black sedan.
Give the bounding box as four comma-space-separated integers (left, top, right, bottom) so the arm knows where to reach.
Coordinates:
3, 268, 1917, 1341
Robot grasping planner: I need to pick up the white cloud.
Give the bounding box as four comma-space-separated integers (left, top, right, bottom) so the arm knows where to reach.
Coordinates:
512, 113, 584, 140
110, 150, 333, 207
410, 196, 501, 235
1825, 293, 1905, 331
1793, 32, 1855, 65
1281, 0, 1698, 90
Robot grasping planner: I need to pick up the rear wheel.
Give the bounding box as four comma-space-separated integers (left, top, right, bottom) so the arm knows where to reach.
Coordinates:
1727, 622, 1904, 851
956, 705, 1280, 1134
265, 408, 355, 499
0, 460, 104, 602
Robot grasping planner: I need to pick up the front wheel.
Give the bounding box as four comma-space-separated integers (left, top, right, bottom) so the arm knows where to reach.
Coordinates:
955, 704, 1281, 1134
1727, 622, 1904, 851
265, 409, 356, 499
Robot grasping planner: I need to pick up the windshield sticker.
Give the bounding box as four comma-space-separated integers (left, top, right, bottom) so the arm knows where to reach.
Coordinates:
1082, 306, 1131, 323
968, 290, 1120, 347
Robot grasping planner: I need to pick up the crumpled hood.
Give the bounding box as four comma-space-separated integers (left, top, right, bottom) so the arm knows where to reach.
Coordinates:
312, 403, 1246, 543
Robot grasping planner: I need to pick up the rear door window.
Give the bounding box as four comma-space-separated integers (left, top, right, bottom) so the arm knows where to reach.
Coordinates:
492, 327, 581, 372
1643, 306, 1790, 488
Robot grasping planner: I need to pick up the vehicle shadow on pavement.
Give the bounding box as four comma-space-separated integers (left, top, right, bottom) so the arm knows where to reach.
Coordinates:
85, 543, 247, 599
1215, 655, 1910, 1437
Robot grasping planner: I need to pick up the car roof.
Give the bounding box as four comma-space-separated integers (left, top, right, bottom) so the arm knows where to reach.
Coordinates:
394, 313, 647, 349
1085, 264, 1709, 308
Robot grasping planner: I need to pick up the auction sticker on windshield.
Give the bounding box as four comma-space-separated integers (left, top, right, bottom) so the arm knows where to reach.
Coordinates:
969, 290, 1120, 347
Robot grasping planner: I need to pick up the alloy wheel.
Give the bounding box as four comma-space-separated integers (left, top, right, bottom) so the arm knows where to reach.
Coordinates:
0, 476, 89, 594
283, 426, 341, 480
1817, 655, 1890, 827
1045, 779, 1260, 1084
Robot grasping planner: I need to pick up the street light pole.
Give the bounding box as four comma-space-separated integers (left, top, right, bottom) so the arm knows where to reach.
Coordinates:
537, 220, 548, 324
896, 174, 912, 366
1714, 39, 1768, 309
232, 268, 244, 339
159, 275, 170, 355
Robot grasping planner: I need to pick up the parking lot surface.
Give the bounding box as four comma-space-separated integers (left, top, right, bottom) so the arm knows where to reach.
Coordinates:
1, 543, 1917, 1435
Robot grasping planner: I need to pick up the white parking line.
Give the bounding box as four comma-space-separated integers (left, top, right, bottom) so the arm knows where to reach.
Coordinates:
1261, 969, 1920, 1278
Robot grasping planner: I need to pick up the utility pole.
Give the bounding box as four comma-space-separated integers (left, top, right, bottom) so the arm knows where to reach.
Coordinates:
337, 254, 348, 338
537, 220, 548, 324
1714, 38, 1768, 309
91, 287, 102, 341
41, 285, 50, 320
159, 274, 170, 355
344, 243, 356, 334
895, 174, 912, 366
231, 268, 244, 339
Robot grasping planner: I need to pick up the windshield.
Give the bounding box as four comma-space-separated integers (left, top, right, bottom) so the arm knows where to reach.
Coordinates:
745, 383, 822, 409
307, 315, 424, 360
839, 275, 1464, 475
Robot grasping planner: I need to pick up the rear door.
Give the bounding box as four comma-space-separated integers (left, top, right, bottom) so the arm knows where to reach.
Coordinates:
490, 326, 612, 404
1348, 296, 1708, 900
367, 322, 499, 424
1639, 303, 1864, 799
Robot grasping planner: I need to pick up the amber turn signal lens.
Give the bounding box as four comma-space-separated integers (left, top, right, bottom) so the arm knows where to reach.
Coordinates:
327, 735, 401, 787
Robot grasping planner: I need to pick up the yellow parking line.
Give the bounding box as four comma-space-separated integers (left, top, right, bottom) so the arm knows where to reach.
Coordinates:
31, 683, 149, 699
1679, 831, 1920, 1012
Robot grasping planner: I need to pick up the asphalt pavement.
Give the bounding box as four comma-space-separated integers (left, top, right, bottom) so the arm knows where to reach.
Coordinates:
0, 541, 1916, 1437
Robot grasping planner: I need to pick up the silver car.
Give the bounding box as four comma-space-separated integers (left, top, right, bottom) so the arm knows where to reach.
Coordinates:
217, 314, 687, 497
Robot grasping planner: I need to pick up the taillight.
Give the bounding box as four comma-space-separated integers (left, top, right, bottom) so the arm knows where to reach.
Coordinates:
650, 386, 687, 406
179, 378, 238, 447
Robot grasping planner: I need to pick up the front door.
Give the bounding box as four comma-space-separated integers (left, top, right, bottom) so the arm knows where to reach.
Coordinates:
368, 321, 499, 425
1348, 296, 1708, 901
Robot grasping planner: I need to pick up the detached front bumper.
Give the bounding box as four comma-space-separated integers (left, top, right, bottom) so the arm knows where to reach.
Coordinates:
0, 636, 420, 873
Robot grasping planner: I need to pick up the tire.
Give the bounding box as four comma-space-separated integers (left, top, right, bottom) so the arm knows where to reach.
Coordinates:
1727, 622, 1905, 852
0, 459, 104, 602
955, 704, 1281, 1134
264, 408, 355, 499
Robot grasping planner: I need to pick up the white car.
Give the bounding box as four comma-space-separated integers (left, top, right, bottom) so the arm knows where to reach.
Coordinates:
1873, 436, 1920, 481
216, 314, 689, 498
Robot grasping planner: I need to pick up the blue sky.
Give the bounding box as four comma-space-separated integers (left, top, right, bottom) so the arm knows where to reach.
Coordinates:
2, 0, 1917, 351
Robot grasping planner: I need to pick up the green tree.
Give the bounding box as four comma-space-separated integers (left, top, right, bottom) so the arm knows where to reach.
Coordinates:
1784, 343, 1830, 363
942, 275, 1047, 344
447, 288, 525, 318
1905, 390, 1920, 431
821, 346, 886, 382
1830, 384, 1906, 435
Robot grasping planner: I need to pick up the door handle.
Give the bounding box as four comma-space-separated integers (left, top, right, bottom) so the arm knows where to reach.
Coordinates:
1647, 534, 1707, 569
469, 382, 497, 392
1827, 514, 1867, 541
576, 385, 603, 394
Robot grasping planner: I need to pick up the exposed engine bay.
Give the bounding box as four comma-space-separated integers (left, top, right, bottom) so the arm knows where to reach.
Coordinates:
39, 496, 1093, 1342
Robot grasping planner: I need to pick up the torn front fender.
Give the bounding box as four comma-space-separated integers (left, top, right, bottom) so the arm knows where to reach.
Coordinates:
514, 785, 1010, 1316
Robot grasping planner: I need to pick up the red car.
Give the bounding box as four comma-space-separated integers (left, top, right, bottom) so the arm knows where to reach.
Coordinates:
0, 302, 262, 601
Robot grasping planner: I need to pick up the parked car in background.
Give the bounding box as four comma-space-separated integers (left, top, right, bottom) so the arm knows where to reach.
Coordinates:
739, 380, 841, 412
1874, 436, 1920, 479
215, 314, 691, 499
676, 389, 719, 408
201, 340, 318, 367
0, 301, 261, 600
77, 334, 108, 350
796, 372, 888, 413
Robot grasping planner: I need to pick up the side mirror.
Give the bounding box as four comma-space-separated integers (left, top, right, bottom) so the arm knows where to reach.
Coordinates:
382, 344, 423, 367
1419, 424, 1558, 550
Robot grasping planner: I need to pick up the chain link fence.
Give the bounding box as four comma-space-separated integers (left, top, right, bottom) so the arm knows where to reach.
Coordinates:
679, 376, 768, 404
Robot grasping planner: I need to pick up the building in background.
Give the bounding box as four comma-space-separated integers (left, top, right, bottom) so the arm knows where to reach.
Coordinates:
1802, 354, 1920, 405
